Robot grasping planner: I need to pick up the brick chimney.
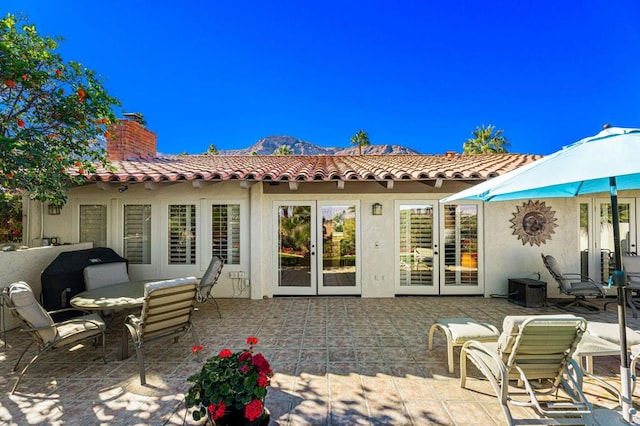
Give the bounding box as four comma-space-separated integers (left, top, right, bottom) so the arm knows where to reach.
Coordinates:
106, 113, 157, 161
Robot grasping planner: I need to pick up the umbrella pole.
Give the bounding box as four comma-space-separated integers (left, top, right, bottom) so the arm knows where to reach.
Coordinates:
610, 177, 634, 423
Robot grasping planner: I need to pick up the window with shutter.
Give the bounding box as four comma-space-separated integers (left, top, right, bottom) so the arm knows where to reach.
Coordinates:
123, 205, 151, 264
80, 204, 107, 247
212, 204, 240, 265
168, 204, 196, 264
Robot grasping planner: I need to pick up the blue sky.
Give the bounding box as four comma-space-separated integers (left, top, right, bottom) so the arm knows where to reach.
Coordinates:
5, 1, 639, 155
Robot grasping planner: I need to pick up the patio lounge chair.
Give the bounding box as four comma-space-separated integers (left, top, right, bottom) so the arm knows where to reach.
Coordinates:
195, 255, 223, 318
121, 277, 200, 385
460, 315, 591, 425
7, 281, 107, 394
541, 253, 607, 311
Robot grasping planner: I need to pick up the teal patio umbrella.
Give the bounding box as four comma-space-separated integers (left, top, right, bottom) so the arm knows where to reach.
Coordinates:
442, 126, 640, 423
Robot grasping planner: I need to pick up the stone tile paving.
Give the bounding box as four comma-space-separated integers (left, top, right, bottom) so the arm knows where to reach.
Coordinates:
0, 296, 638, 425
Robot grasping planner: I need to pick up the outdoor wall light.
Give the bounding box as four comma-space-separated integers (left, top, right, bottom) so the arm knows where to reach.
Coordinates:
372, 202, 383, 216
47, 204, 61, 215
118, 185, 129, 193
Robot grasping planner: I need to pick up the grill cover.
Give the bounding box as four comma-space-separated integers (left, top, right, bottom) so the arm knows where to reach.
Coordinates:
41, 247, 127, 319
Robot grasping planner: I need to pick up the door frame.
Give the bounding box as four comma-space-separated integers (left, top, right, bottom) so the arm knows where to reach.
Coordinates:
272, 201, 317, 296
317, 201, 361, 295
394, 200, 440, 295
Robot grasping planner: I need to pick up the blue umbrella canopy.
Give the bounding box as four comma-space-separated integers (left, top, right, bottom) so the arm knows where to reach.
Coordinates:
442, 127, 640, 203
442, 126, 640, 423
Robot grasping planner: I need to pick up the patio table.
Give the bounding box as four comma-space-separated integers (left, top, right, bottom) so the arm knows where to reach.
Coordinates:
70, 279, 160, 311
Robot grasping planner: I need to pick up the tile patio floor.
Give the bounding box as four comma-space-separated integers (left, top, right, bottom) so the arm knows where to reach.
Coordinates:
1, 296, 639, 425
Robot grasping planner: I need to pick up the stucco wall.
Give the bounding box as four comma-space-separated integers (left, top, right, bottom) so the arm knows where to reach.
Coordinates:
1, 243, 93, 330
482, 197, 580, 299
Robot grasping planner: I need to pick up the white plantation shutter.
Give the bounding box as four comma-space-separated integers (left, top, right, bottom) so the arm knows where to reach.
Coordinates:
399, 205, 433, 286
212, 204, 240, 265
123, 205, 151, 264
168, 204, 196, 264
80, 204, 107, 247
443, 204, 478, 286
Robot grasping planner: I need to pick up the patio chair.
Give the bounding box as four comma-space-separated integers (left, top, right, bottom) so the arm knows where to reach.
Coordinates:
121, 277, 200, 385
83, 262, 129, 289
83, 262, 130, 319
7, 281, 107, 394
541, 253, 607, 311
460, 315, 591, 425
620, 255, 640, 317
195, 255, 223, 318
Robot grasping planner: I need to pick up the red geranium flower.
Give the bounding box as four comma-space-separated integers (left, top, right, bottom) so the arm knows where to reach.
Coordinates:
219, 349, 232, 358
208, 401, 226, 420
247, 336, 258, 345
17, 119, 25, 127
258, 375, 269, 387
192, 345, 204, 354
251, 353, 271, 374
238, 351, 252, 362
5, 80, 15, 88
244, 399, 263, 421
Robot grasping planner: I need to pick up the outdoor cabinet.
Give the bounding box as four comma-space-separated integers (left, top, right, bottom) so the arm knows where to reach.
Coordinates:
508, 278, 547, 308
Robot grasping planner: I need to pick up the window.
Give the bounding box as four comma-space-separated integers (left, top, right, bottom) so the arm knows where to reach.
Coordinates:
212, 204, 240, 264
123, 205, 151, 264
169, 204, 196, 264
80, 204, 107, 247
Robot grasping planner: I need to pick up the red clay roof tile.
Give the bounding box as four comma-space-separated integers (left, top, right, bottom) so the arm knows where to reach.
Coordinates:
81, 154, 543, 184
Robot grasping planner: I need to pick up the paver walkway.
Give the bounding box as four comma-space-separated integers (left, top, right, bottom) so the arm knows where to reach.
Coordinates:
1, 296, 638, 425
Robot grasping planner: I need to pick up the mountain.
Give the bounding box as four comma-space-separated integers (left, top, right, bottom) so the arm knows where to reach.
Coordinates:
218, 135, 419, 155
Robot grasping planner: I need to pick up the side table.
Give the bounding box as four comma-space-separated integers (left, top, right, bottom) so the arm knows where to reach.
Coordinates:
508, 278, 547, 308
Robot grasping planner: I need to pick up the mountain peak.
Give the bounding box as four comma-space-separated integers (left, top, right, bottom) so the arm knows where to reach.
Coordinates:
218, 135, 419, 155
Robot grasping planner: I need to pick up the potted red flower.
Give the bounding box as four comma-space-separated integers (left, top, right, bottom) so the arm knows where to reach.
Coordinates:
185, 337, 273, 425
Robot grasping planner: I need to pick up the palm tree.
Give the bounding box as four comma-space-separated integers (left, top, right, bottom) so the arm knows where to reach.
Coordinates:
463, 125, 510, 154
350, 130, 370, 155
206, 143, 219, 155
273, 145, 294, 155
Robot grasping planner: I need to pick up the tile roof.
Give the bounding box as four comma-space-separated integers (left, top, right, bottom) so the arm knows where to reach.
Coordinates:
79, 154, 543, 184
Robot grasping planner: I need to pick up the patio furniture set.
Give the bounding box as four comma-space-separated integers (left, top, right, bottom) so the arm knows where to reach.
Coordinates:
429, 314, 640, 424
3, 254, 224, 394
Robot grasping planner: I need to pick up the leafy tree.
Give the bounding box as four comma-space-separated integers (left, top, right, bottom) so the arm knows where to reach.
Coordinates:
0, 13, 120, 206
273, 145, 293, 155
350, 129, 370, 155
206, 143, 219, 155
463, 124, 510, 154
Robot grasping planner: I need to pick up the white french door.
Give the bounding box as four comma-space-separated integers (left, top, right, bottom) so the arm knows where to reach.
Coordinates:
395, 201, 440, 295
395, 201, 483, 295
273, 201, 361, 296
581, 198, 636, 283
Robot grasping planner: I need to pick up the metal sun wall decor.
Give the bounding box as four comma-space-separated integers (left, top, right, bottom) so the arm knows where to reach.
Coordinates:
509, 200, 558, 246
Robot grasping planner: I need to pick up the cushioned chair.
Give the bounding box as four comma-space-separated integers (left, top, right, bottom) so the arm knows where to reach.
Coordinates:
83, 262, 130, 319
7, 281, 107, 394
460, 315, 591, 425
620, 255, 640, 318
541, 253, 607, 311
121, 277, 200, 385
83, 262, 129, 289
196, 256, 223, 318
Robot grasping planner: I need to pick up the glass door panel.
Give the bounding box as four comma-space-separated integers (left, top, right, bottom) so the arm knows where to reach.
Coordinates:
274, 203, 316, 295
395, 202, 438, 295
441, 204, 482, 295
318, 203, 360, 295
596, 198, 635, 282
